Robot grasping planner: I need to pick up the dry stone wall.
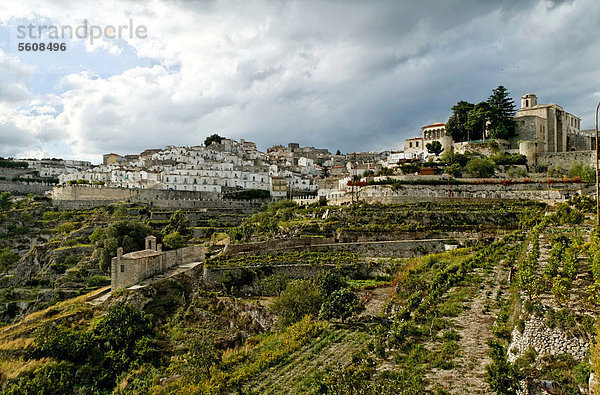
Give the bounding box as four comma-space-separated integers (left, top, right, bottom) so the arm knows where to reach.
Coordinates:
507, 316, 589, 363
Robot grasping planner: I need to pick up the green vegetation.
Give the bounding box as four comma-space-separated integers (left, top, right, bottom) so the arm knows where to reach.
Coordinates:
204, 133, 223, 147
319, 287, 363, 323
270, 279, 324, 327
465, 157, 496, 178
0, 157, 28, 168
426, 140, 444, 156
162, 231, 187, 250
0, 199, 596, 394
490, 152, 527, 166
90, 220, 154, 271
446, 85, 517, 142
569, 161, 596, 184
4, 302, 157, 393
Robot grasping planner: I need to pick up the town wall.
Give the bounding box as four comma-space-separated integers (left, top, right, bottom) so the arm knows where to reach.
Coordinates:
536, 150, 595, 169
0, 182, 54, 195
52, 185, 269, 210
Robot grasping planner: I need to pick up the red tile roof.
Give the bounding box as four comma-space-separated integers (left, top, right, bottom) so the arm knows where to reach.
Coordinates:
421, 122, 445, 129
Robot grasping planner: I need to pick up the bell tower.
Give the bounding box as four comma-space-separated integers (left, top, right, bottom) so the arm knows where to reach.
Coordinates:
521, 93, 537, 109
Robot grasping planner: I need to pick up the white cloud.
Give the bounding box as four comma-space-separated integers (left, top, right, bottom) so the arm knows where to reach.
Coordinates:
0, 0, 599, 162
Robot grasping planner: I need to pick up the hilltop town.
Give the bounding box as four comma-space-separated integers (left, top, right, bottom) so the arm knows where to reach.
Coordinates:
1, 89, 597, 209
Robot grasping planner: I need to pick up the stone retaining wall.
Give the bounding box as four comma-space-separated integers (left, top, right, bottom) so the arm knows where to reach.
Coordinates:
201, 263, 370, 289
224, 237, 457, 258
0, 182, 54, 194
507, 316, 589, 363
51, 185, 269, 210
327, 184, 578, 205
536, 150, 595, 169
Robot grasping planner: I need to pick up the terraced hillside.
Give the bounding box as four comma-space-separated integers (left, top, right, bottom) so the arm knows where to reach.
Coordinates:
0, 197, 598, 394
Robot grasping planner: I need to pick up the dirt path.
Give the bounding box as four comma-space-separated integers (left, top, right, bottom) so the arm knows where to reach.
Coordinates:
358, 286, 393, 319
426, 266, 505, 394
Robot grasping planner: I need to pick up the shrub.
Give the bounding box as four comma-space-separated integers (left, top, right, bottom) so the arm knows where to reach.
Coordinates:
270, 279, 323, 327
485, 339, 517, 394
319, 288, 363, 323
162, 231, 187, 250
570, 162, 596, 184
490, 152, 527, 166
0, 248, 19, 272
465, 157, 495, 178
260, 273, 290, 296
86, 275, 110, 288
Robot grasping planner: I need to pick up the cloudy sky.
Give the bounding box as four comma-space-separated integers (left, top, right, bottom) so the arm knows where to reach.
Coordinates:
0, 0, 598, 163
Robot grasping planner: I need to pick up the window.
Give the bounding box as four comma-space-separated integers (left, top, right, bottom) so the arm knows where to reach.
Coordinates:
120, 265, 125, 273
409, 142, 413, 148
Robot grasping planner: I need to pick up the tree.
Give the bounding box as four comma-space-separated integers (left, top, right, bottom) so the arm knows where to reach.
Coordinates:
185, 335, 222, 380
446, 101, 475, 142
29, 302, 158, 392
162, 231, 186, 250
466, 102, 491, 141
336, 149, 342, 155
204, 133, 223, 147
465, 157, 495, 178
319, 288, 364, 323
448, 163, 462, 178
0, 192, 12, 211
487, 86, 517, 140
316, 271, 347, 297
89, 220, 154, 272
0, 248, 19, 272
426, 140, 444, 156
270, 279, 324, 326
162, 210, 191, 236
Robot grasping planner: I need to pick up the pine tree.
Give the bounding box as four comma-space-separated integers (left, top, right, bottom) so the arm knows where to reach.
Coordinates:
446, 101, 475, 142
487, 86, 517, 139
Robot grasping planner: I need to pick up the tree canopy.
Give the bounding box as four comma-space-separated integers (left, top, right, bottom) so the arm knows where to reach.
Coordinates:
204, 133, 223, 147
89, 220, 154, 272
446, 86, 517, 142
426, 140, 444, 156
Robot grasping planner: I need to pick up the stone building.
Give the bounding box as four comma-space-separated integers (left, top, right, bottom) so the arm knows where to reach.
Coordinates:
515, 93, 581, 153
111, 235, 205, 290
421, 122, 453, 154
403, 137, 424, 159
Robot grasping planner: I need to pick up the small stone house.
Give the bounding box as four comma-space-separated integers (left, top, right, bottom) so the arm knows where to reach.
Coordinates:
110, 235, 205, 291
